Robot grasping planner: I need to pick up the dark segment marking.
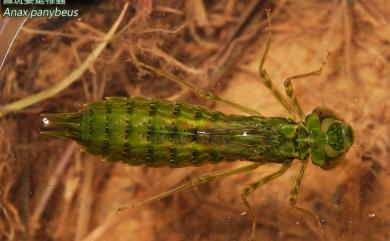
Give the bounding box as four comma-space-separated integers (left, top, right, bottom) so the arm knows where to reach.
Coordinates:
123, 98, 134, 157
146, 145, 154, 163
211, 111, 219, 121
149, 101, 157, 116
191, 149, 199, 163
172, 102, 181, 117
87, 108, 93, 145
192, 127, 198, 142
103, 100, 111, 155
169, 121, 177, 142
194, 107, 201, 120
192, 108, 200, 142
209, 150, 218, 162
123, 141, 130, 158
147, 119, 153, 142
170, 103, 182, 144
169, 147, 176, 163
126, 98, 134, 114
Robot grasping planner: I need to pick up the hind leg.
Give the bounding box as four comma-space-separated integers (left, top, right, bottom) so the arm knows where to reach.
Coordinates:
118, 163, 263, 211
131, 59, 261, 116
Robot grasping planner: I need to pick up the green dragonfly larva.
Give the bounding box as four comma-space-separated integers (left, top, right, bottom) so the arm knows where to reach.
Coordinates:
40, 97, 353, 171
39, 11, 354, 241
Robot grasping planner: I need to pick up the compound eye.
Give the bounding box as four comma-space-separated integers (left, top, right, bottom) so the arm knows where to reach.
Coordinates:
320, 118, 335, 132
324, 144, 342, 158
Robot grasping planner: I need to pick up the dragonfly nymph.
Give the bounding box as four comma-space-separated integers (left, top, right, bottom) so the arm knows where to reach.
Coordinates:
40, 10, 354, 241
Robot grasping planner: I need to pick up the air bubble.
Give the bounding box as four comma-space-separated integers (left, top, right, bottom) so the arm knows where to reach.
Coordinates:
42, 117, 50, 126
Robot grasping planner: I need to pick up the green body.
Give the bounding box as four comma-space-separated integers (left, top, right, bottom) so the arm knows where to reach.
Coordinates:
40, 97, 353, 169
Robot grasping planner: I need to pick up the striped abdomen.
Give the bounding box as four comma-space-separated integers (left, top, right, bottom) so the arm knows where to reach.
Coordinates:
40, 97, 300, 167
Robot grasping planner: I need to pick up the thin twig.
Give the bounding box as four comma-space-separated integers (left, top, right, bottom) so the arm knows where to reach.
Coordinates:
74, 159, 95, 241
29, 143, 77, 236
22, 27, 102, 41
139, 46, 206, 75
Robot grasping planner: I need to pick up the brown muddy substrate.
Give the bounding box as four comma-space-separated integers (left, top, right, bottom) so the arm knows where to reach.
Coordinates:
0, 1, 389, 241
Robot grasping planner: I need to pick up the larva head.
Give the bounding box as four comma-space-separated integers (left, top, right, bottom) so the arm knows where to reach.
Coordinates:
307, 107, 354, 170
40, 112, 82, 141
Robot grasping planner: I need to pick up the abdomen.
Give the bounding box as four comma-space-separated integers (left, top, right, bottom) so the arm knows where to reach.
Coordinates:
42, 97, 299, 167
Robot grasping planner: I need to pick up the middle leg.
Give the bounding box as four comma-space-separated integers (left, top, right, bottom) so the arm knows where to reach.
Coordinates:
241, 161, 292, 241
289, 158, 325, 240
